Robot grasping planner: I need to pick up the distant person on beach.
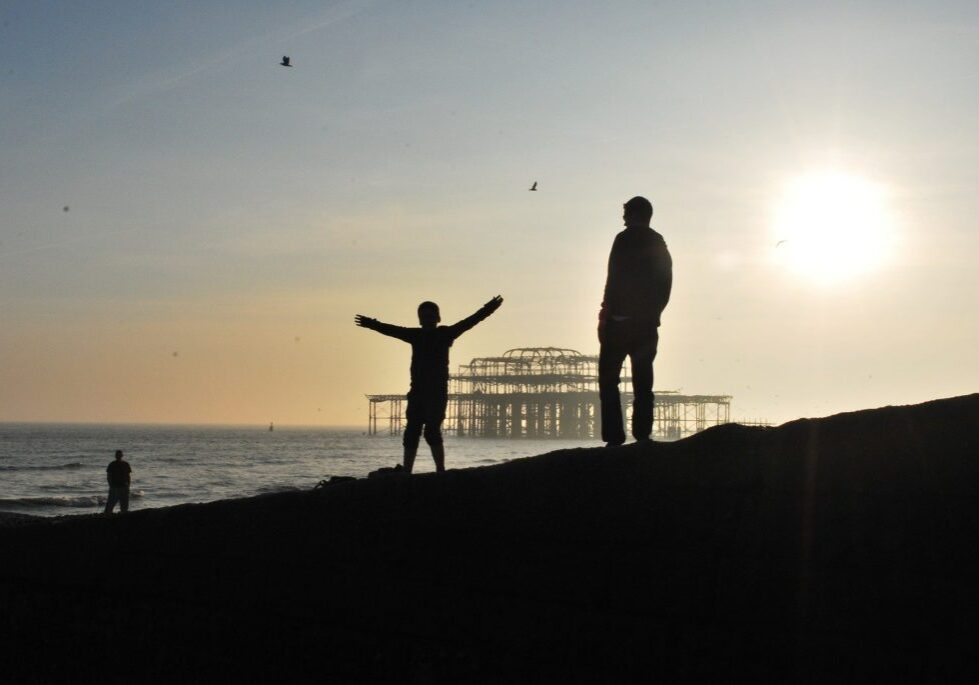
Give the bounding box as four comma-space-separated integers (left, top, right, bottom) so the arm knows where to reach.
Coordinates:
598, 196, 672, 446
104, 449, 132, 514
355, 296, 504, 473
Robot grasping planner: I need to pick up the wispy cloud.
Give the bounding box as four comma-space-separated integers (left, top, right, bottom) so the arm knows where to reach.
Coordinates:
104, 0, 378, 112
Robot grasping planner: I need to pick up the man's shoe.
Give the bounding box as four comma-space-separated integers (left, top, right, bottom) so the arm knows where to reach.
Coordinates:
605, 440, 625, 448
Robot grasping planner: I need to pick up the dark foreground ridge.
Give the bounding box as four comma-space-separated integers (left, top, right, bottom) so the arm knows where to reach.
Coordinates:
2, 395, 977, 682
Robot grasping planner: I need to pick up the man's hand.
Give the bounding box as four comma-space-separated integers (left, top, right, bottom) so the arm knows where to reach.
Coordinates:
483, 295, 504, 313
354, 314, 377, 329
597, 304, 607, 345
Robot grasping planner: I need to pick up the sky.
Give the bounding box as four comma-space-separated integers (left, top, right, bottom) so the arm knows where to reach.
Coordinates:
1, 0, 977, 427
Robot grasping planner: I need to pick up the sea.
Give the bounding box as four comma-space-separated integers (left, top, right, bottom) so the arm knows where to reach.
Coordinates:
0, 423, 589, 518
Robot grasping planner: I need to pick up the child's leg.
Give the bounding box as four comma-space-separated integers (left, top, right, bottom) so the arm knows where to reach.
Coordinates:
425, 402, 445, 473
431, 443, 445, 473
423, 420, 445, 473
427, 392, 449, 472
403, 400, 423, 474
403, 424, 421, 473
403, 444, 417, 473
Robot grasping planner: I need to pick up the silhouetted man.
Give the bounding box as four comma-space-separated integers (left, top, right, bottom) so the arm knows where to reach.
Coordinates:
105, 449, 132, 514
598, 196, 672, 446
355, 296, 503, 473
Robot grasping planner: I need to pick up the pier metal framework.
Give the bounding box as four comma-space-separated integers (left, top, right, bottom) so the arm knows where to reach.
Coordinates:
368, 347, 732, 440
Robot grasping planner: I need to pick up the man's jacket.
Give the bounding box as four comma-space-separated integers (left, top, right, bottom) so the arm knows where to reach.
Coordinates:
602, 226, 673, 325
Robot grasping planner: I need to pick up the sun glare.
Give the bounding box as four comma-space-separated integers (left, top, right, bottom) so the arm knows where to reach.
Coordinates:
772, 171, 894, 283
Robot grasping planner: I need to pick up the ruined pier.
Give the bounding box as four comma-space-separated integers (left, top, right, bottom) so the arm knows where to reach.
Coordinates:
368, 347, 732, 440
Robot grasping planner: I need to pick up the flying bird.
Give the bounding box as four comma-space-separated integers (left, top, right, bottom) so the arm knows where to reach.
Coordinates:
62, 206, 69, 212
280, 56, 292, 67
775, 240, 788, 247
529, 182, 537, 191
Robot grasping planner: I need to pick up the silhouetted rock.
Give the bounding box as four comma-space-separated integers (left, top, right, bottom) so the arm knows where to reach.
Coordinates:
315, 475, 358, 488
367, 463, 406, 479
1, 394, 977, 682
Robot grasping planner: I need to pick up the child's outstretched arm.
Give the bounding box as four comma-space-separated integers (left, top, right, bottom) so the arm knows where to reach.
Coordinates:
354, 314, 414, 342
447, 295, 503, 339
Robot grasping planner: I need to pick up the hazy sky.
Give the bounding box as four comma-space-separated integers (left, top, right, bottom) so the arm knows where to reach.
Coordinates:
2, 1, 977, 426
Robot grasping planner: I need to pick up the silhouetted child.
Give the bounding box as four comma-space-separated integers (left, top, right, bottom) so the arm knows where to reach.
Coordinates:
355, 296, 503, 473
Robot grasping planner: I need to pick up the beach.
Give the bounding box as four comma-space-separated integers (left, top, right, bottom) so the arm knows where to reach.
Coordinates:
1, 394, 977, 682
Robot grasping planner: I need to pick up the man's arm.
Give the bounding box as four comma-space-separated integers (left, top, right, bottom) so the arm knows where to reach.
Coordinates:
598, 233, 624, 342
601, 233, 624, 312
354, 315, 415, 342
644, 244, 673, 320
656, 250, 673, 314
447, 296, 503, 339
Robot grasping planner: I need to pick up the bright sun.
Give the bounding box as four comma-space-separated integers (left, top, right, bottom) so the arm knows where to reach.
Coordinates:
772, 170, 894, 283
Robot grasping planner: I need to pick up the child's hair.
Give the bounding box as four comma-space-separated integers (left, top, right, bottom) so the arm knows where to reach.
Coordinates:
417, 301, 440, 317
624, 196, 653, 223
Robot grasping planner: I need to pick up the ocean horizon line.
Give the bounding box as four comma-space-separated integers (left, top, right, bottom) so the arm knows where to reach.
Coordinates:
0, 420, 366, 431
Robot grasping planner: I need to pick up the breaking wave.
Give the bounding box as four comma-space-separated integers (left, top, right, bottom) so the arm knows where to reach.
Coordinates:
0, 491, 144, 511
253, 484, 303, 495
0, 462, 85, 472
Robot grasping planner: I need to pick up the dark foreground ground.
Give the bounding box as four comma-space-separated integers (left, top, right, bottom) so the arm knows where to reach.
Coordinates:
1, 395, 977, 683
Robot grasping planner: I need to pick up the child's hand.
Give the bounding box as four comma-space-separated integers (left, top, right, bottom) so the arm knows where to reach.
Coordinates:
354, 314, 376, 328
484, 295, 503, 312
